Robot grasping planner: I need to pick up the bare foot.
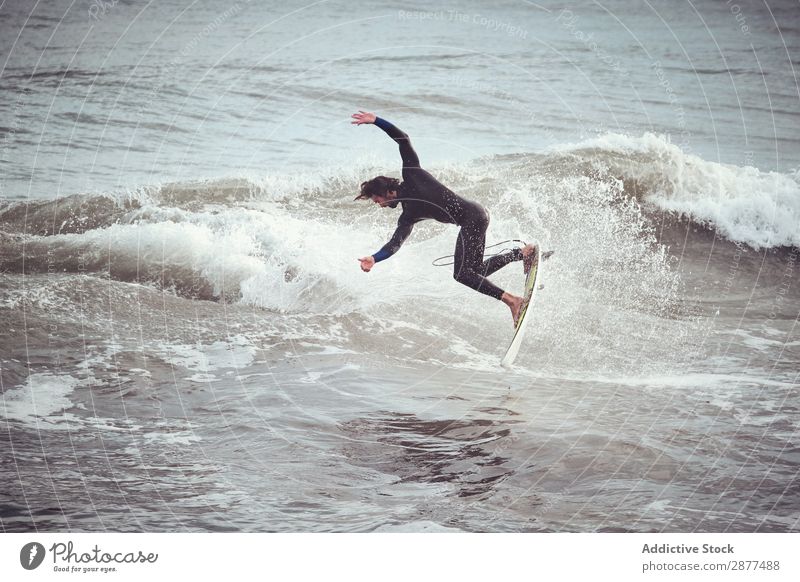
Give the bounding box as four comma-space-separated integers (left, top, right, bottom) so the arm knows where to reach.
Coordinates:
501, 292, 524, 327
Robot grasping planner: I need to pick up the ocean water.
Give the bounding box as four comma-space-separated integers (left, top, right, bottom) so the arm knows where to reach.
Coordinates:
1, 0, 798, 532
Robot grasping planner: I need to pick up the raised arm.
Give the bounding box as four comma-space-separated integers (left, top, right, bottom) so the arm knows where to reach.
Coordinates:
351, 110, 420, 168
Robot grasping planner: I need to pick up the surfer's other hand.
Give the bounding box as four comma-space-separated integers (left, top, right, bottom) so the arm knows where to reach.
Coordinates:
358, 256, 375, 272
351, 110, 376, 125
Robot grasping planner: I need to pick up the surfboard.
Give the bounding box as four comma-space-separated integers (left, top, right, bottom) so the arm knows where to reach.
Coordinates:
501, 243, 541, 368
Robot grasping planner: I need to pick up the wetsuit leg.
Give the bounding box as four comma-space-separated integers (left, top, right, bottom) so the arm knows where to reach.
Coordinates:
480, 248, 523, 277
453, 215, 506, 300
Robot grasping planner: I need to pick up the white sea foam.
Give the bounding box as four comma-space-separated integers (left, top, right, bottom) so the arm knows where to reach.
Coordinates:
157, 337, 257, 374
0, 373, 81, 428
551, 133, 800, 249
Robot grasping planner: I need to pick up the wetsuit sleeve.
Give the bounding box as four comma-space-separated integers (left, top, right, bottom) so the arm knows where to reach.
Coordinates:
373, 215, 415, 262
374, 117, 420, 168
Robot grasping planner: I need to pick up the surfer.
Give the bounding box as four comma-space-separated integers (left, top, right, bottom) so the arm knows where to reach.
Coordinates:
352, 110, 535, 325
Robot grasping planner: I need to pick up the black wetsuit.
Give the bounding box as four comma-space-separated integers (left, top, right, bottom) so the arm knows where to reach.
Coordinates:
370, 117, 522, 301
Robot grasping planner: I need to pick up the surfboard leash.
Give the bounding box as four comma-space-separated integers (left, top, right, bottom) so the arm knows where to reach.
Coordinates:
431, 239, 528, 267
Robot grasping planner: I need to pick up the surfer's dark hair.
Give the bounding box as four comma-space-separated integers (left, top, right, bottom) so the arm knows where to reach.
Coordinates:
357, 176, 400, 200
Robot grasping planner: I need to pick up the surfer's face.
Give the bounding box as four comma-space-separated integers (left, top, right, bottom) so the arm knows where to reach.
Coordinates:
371, 190, 398, 208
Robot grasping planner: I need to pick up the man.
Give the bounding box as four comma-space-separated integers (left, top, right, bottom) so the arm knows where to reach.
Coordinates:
352, 110, 535, 326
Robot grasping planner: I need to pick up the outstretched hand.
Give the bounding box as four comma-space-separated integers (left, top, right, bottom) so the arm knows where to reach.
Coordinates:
351, 110, 376, 125
358, 256, 375, 272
